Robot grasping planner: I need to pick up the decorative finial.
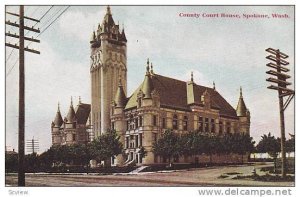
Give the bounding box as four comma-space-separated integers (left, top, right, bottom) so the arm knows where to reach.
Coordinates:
150, 62, 154, 74
71, 96, 73, 106
79, 96, 81, 104
213, 81, 215, 90
191, 71, 194, 82
240, 87, 243, 98
57, 102, 60, 112
146, 58, 150, 72
106, 5, 111, 14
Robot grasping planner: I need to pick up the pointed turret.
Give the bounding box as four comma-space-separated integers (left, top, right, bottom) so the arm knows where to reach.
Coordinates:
66, 97, 76, 123
102, 5, 115, 28
90, 31, 96, 43
141, 58, 153, 99
187, 71, 196, 105
53, 102, 63, 127
120, 26, 127, 42
114, 76, 127, 108
236, 87, 248, 117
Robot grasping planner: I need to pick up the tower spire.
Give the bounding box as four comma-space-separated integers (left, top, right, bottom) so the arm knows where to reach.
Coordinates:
79, 96, 81, 104
240, 86, 243, 98
106, 5, 111, 15
191, 71, 194, 82
236, 86, 247, 117
213, 81, 216, 90
146, 58, 150, 74
53, 102, 63, 127
57, 102, 60, 112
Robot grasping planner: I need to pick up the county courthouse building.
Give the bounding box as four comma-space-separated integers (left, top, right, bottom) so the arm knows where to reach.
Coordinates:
51, 6, 251, 166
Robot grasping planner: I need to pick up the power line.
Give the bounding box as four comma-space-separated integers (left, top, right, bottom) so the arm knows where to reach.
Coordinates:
25, 6, 70, 50
5, 48, 15, 63
38, 6, 70, 37
6, 58, 18, 77
38, 6, 65, 31
6, 6, 60, 77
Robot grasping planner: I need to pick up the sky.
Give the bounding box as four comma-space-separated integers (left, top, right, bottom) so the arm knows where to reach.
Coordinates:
5, 5, 295, 153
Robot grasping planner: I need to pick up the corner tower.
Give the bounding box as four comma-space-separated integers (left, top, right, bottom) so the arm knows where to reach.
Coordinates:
236, 87, 250, 134
90, 6, 127, 137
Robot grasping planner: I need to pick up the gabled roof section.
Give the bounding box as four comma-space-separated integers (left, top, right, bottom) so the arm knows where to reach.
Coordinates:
124, 74, 237, 118
75, 103, 91, 125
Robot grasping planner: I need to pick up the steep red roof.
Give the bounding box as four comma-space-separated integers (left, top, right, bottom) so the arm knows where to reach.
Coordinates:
125, 74, 237, 118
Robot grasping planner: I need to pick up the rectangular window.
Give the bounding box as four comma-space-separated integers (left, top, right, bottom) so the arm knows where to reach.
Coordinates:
112, 122, 115, 130
139, 133, 143, 146
205, 118, 209, 132
211, 119, 215, 133
227, 122, 231, 134
139, 116, 143, 127
162, 118, 166, 128
135, 118, 138, 129
153, 115, 157, 126
126, 136, 129, 148
127, 120, 130, 130
219, 121, 223, 134
198, 116, 203, 132
135, 135, 138, 148
183, 116, 188, 130
173, 115, 178, 130
153, 133, 157, 142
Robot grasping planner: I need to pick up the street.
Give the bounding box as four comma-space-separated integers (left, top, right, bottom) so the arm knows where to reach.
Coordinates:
5, 163, 294, 187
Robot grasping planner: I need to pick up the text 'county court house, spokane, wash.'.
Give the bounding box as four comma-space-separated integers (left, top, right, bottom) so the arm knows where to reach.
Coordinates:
51, 6, 251, 166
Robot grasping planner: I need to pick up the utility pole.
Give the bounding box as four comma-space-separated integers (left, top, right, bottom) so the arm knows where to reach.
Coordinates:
265, 48, 294, 178
5, 5, 40, 186
26, 137, 39, 154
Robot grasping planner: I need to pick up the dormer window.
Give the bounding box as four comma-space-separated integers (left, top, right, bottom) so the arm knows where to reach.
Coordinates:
138, 98, 142, 108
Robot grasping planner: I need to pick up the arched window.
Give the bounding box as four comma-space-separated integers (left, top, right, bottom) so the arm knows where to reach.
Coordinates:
172, 114, 178, 130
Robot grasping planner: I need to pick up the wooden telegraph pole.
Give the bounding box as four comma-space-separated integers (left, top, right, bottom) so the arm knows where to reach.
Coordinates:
5, 5, 40, 186
265, 48, 294, 178
26, 137, 39, 154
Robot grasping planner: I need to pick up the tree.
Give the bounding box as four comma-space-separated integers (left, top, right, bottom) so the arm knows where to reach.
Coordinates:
88, 129, 123, 166
5, 153, 18, 173
231, 133, 255, 163
152, 130, 182, 166
24, 153, 40, 172
256, 132, 281, 171
181, 131, 205, 161
204, 134, 221, 164
286, 133, 295, 157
